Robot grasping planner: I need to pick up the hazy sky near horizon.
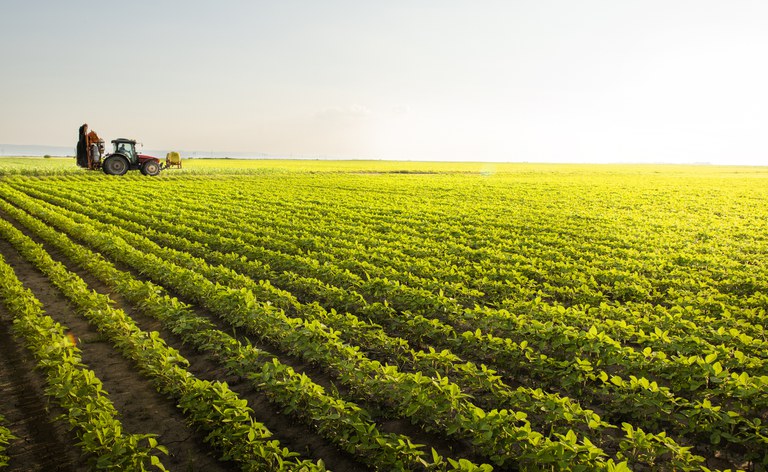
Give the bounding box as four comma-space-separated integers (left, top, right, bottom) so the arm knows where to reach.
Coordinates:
1, 1, 767, 163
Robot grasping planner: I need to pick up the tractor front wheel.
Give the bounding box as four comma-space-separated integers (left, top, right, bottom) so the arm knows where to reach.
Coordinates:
141, 160, 161, 176
103, 156, 129, 175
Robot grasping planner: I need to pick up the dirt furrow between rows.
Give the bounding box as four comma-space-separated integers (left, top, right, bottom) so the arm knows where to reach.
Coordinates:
0, 302, 88, 472
15, 191, 489, 465
0, 208, 372, 472
0, 221, 234, 472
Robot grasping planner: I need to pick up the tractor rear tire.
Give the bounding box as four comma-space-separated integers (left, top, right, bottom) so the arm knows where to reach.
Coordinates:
141, 160, 161, 176
103, 156, 129, 175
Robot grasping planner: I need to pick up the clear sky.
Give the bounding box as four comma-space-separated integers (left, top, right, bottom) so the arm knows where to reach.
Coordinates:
1, 1, 767, 164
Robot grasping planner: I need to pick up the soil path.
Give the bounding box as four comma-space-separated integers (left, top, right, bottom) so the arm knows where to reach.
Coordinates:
0, 227, 234, 472
0, 207, 371, 471
0, 303, 89, 472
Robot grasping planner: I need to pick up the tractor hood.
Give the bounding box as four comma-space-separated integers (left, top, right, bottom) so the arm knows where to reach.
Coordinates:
137, 154, 160, 163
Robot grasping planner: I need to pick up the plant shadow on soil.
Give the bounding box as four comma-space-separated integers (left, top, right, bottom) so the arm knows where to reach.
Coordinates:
0, 210, 382, 471
0, 231, 237, 471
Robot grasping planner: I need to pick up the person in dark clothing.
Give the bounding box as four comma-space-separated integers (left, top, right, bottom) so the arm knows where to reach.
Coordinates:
77, 123, 102, 168
76, 124, 88, 167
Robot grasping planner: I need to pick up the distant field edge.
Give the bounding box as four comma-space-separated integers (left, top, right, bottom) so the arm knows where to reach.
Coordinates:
1, 156, 767, 176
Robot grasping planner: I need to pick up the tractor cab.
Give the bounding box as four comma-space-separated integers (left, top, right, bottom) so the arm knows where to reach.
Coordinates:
112, 139, 138, 163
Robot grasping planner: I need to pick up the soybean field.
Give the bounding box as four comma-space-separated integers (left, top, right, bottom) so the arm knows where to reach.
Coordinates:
0, 160, 767, 471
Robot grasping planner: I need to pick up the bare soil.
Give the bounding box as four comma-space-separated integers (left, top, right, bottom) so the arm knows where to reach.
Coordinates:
0, 232, 234, 471
0, 303, 89, 472
0, 209, 372, 471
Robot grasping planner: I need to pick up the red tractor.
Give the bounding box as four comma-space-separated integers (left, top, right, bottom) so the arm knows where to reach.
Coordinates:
76, 124, 163, 176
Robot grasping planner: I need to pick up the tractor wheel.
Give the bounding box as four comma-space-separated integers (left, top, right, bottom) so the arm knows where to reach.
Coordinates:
141, 160, 161, 176
102, 155, 129, 175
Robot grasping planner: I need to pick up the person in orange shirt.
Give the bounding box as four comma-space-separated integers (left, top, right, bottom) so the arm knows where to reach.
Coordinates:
83, 124, 102, 167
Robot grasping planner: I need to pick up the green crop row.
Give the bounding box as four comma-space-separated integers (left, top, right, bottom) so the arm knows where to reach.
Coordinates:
94, 174, 765, 302
99, 185, 766, 417
0, 211, 324, 471
0, 416, 16, 468
0, 185, 633, 470
27, 185, 620, 436
6, 172, 765, 469
0, 252, 168, 470
121, 175, 767, 351
24, 175, 768, 360
19, 179, 765, 467
44, 179, 768, 398
0, 186, 494, 471
6, 179, 752, 470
